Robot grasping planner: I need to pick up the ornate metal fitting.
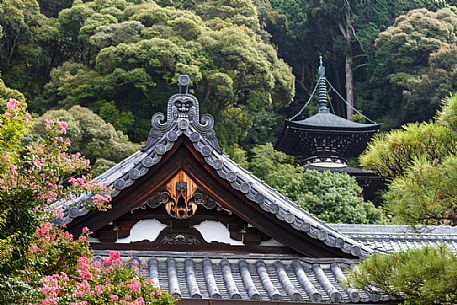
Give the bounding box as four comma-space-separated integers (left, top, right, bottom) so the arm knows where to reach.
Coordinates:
161, 233, 200, 245
164, 171, 198, 219
144, 170, 230, 217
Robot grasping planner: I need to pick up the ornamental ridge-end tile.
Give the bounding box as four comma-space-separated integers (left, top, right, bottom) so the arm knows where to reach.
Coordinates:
141, 76, 223, 155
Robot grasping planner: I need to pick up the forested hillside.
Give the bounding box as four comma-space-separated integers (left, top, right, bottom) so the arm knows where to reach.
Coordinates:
1, 0, 456, 143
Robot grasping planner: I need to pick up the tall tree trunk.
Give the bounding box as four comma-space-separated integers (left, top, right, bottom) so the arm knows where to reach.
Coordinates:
345, 51, 354, 120
339, 3, 354, 120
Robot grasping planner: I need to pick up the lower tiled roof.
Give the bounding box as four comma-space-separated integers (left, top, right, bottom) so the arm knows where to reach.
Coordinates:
94, 251, 390, 303
331, 224, 457, 252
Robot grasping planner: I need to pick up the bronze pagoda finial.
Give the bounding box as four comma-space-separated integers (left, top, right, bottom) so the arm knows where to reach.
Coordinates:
318, 56, 329, 113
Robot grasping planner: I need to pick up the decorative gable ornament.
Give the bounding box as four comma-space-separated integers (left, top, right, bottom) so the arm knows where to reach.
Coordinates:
163, 170, 198, 219
141, 74, 223, 155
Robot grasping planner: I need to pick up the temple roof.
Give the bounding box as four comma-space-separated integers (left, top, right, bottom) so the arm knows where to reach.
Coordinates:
54, 78, 373, 258
89, 225, 457, 303
332, 224, 457, 253
53, 76, 457, 304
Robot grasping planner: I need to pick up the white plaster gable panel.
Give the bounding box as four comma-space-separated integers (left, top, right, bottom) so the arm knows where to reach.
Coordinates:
259, 239, 285, 247
116, 219, 166, 243
194, 220, 244, 245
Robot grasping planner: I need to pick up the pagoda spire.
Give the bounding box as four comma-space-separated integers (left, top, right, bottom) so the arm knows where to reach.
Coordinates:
318, 56, 329, 113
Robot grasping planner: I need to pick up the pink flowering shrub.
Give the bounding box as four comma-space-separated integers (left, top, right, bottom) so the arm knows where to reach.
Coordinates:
31, 251, 174, 305
0, 98, 175, 304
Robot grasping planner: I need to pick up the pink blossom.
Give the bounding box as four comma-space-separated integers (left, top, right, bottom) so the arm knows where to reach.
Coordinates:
58, 120, 68, 134
128, 280, 141, 293
54, 208, 64, 219
109, 251, 121, 260
6, 98, 18, 110
81, 227, 90, 234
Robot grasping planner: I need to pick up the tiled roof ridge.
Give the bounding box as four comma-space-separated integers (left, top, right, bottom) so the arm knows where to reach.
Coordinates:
93, 250, 361, 263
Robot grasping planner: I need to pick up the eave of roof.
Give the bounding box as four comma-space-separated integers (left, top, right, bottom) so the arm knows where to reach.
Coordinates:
331, 224, 457, 253
287, 113, 381, 132
304, 165, 382, 178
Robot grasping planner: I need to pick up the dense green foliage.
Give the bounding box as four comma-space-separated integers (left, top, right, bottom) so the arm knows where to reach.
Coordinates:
347, 245, 457, 305
1, 0, 456, 147
1, 0, 294, 148
283, 171, 383, 224
360, 122, 457, 179
384, 155, 457, 225
243, 143, 383, 224
34, 106, 140, 175
362, 94, 457, 225
373, 7, 457, 127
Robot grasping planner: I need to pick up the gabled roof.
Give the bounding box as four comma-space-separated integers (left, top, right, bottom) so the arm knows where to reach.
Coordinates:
55, 77, 373, 259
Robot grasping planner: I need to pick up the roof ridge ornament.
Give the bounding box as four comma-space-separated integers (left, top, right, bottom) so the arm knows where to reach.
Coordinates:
142, 75, 223, 154
318, 56, 329, 113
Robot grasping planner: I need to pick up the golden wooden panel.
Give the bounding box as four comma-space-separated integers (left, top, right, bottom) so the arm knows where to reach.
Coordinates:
165, 170, 198, 219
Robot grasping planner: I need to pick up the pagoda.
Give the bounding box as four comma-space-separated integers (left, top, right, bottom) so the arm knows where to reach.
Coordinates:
276, 57, 383, 201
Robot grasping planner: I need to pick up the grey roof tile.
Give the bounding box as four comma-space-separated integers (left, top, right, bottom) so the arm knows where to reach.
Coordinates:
95, 251, 388, 303
291, 112, 380, 130
331, 224, 457, 253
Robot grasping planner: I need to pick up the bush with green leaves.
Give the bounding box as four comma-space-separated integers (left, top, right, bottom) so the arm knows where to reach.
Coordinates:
361, 94, 457, 225
244, 143, 383, 224
360, 122, 457, 179
347, 245, 457, 305
283, 170, 384, 224
0, 95, 174, 304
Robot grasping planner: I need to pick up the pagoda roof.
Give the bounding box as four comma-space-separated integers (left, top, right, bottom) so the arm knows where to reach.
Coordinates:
287, 112, 381, 132
304, 164, 380, 177
276, 57, 380, 159
276, 117, 380, 159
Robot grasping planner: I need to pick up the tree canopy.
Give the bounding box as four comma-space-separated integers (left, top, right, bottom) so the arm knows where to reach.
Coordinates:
34, 106, 140, 175
0, 96, 174, 304
372, 7, 457, 127
361, 94, 457, 225
270, 1, 457, 125
347, 245, 457, 305
1, 0, 295, 149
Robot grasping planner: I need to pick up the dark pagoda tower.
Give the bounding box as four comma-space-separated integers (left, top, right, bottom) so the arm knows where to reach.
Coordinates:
276, 57, 384, 202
